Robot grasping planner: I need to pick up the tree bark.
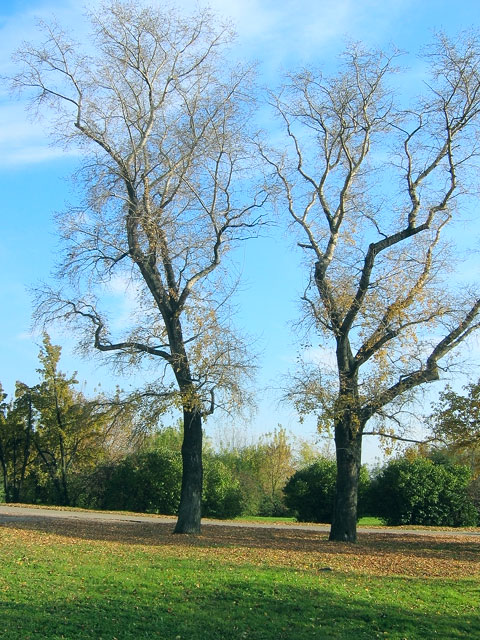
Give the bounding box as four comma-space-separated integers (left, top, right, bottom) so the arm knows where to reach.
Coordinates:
0, 441, 9, 502
174, 408, 203, 533
329, 418, 362, 542
2, 471, 10, 502
60, 474, 70, 507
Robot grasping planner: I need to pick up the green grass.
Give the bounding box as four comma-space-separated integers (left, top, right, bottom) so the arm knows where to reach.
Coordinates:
358, 516, 383, 526
234, 515, 297, 523
0, 520, 478, 639
235, 515, 383, 526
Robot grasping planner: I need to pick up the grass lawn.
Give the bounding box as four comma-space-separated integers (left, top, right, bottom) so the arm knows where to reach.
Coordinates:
235, 515, 384, 526
0, 514, 478, 639
358, 516, 383, 526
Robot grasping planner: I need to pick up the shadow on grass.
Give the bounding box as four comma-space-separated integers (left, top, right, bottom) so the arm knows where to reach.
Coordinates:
1, 514, 479, 567
1, 573, 479, 640
1, 516, 479, 639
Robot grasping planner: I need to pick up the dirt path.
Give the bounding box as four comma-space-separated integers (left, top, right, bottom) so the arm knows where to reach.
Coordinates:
1, 504, 479, 537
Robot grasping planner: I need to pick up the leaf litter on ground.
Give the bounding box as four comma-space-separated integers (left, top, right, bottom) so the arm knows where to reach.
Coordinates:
1, 515, 478, 579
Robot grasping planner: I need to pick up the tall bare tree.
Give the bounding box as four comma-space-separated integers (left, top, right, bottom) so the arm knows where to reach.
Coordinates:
262, 34, 480, 541
12, 1, 264, 532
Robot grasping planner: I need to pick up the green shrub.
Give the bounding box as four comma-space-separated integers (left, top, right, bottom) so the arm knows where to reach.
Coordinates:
102, 449, 182, 514
69, 446, 244, 519
283, 458, 370, 523
370, 456, 478, 526
257, 493, 291, 518
202, 456, 243, 519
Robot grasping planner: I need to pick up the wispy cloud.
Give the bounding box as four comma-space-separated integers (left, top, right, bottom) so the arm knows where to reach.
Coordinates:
0, 102, 81, 166
102, 274, 141, 333
0, 0, 99, 167
303, 345, 337, 369
203, 0, 416, 67
1, 0, 419, 168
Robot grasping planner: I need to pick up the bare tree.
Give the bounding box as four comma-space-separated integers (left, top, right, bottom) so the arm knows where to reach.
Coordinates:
262, 34, 480, 541
12, 1, 264, 533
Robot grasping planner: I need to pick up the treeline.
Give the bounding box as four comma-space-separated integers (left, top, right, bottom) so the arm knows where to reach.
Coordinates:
1, 335, 479, 526
0, 335, 135, 507
45, 425, 310, 520
0, 335, 319, 517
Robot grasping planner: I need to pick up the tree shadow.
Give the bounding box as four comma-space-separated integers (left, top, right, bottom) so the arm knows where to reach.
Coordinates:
1, 576, 479, 640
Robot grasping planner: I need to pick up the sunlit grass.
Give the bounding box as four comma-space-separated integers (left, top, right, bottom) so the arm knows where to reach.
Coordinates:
0, 516, 479, 639
234, 515, 297, 523
235, 515, 383, 526
358, 516, 383, 526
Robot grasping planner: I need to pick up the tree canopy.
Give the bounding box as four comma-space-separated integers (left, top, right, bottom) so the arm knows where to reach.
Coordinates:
432, 381, 480, 450
0, 335, 128, 505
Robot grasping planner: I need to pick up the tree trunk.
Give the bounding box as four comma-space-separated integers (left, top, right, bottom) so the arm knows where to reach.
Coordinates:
174, 408, 203, 534
329, 418, 362, 542
59, 434, 70, 507
19, 392, 34, 503
3, 476, 11, 503
11, 484, 20, 503
0, 447, 9, 502
51, 475, 70, 506
60, 475, 70, 507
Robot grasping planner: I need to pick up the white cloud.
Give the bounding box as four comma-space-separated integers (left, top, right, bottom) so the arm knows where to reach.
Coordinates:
0, 0, 420, 168
303, 345, 337, 369
0, 107, 80, 166
0, 0, 467, 170
1, 143, 79, 167
102, 274, 140, 332
196, 0, 417, 68
0, 1, 101, 167
15, 330, 40, 341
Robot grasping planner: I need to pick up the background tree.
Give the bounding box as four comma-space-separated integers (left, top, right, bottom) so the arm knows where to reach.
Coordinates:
0, 383, 34, 502
215, 443, 264, 515
0, 385, 6, 500
30, 334, 122, 506
215, 426, 298, 516
0, 336, 128, 506
202, 454, 243, 519
12, 2, 264, 532
428, 383, 480, 517
255, 426, 295, 515
431, 381, 480, 469
263, 34, 480, 541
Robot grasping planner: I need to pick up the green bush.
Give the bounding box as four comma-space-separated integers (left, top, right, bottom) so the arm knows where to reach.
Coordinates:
283, 458, 370, 523
257, 493, 290, 518
68, 446, 244, 519
370, 456, 478, 527
101, 449, 182, 514
202, 456, 243, 519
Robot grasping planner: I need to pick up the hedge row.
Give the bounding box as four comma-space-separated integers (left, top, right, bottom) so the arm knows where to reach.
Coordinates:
284, 455, 478, 526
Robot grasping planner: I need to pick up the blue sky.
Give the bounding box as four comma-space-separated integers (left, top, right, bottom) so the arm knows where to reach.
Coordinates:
1, 0, 480, 463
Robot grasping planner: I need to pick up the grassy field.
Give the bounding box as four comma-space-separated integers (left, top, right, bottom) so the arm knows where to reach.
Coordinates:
0, 514, 479, 639
234, 515, 384, 526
